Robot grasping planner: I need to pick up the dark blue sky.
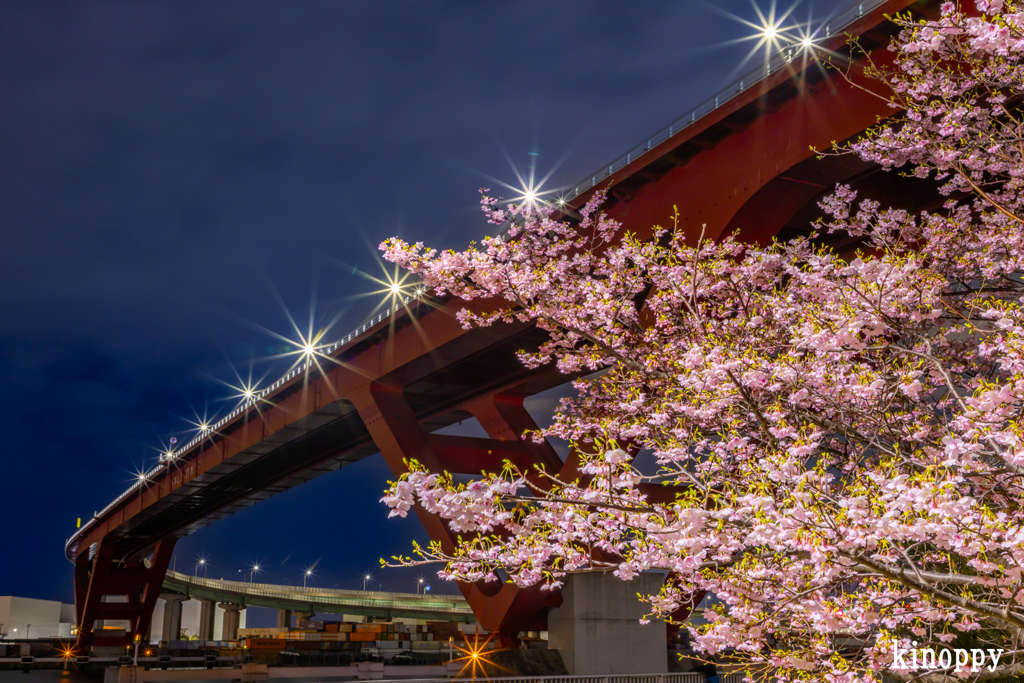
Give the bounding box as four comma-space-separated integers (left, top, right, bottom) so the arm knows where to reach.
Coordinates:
0, 0, 843, 608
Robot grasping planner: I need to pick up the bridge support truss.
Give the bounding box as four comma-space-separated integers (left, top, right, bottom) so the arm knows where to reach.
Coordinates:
74, 534, 176, 650
356, 382, 568, 634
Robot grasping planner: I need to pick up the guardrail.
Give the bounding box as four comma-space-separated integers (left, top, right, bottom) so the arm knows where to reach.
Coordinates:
66, 0, 891, 562
378, 675, 712, 679
0, 660, 749, 682
560, 0, 886, 204
65, 291, 419, 557
441, 675, 707, 683
357, 675, 746, 683
165, 571, 474, 617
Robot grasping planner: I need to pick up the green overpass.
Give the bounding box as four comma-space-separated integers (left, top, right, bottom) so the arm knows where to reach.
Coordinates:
161, 571, 475, 622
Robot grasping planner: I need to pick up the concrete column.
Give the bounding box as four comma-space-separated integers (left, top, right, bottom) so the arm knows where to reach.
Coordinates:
159, 593, 187, 643
295, 611, 315, 629
220, 603, 244, 641
547, 572, 667, 674
276, 609, 292, 629
198, 600, 216, 641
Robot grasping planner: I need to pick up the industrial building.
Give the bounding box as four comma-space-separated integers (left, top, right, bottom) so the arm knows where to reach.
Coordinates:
0, 596, 76, 640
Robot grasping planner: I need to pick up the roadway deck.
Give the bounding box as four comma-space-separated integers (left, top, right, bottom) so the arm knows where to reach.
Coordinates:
162, 571, 474, 622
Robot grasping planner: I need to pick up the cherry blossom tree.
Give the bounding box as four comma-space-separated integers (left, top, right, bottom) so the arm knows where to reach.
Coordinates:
380, 3, 1024, 680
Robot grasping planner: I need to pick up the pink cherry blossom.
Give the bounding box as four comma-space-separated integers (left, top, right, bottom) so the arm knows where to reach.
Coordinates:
379, 4, 1024, 681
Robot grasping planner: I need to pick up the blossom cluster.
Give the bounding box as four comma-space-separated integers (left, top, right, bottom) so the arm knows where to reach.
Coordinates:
379, 4, 1024, 681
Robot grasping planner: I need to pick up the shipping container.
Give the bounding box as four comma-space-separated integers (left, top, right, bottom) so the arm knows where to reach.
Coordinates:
349, 632, 376, 642
246, 639, 285, 651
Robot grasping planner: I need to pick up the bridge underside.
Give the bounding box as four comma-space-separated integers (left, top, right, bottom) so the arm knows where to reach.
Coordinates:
73, 319, 571, 648
70, 0, 943, 653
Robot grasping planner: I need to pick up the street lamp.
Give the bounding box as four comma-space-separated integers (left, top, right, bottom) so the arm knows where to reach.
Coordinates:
417, 578, 425, 594
303, 569, 313, 588
195, 558, 207, 577
363, 574, 372, 592
248, 564, 261, 584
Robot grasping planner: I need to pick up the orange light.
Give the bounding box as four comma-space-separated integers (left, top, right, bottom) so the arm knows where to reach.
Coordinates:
452, 630, 505, 680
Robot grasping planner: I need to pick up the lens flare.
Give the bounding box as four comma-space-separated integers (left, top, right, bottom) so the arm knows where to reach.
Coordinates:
453, 630, 507, 680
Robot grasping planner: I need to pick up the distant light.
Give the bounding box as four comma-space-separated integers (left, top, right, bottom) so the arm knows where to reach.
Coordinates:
199, 559, 206, 565
303, 343, 316, 356
244, 388, 255, 400
306, 570, 312, 576
200, 424, 209, 433
390, 283, 402, 294
763, 25, 777, 40
425, 586, 431, 592
524, 190, 536, 203
801, 36, 813, 48
169, 437, 177, 445
557, 197, 565, 206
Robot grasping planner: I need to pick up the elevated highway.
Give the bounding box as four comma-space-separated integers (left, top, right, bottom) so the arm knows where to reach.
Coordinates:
161, 570, 474, 623
68, 0, 942, 650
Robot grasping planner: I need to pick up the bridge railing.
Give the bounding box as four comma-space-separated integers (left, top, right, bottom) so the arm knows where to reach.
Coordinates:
66, 292, 417, 556
168, 571, 468, 606
66, 0, 890, 561
370, 675, 746, 683
338, 674, 712, 683
165, 571, 474, 616
561, 0, 887, 204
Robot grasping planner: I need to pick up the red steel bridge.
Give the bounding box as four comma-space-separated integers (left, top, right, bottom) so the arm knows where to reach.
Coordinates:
67, 0, 941, 650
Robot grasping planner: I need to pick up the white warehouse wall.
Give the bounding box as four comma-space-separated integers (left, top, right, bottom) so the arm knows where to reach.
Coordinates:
0, 596, 75, 639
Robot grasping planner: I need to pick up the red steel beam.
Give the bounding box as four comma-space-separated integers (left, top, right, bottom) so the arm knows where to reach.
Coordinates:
75, 536, 176, 649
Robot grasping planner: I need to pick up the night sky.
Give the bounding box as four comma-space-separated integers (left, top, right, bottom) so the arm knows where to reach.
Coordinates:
0, 0, 844, 618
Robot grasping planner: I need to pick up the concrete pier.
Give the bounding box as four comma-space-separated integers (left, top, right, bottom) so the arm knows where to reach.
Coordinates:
159, 594, 186, 643
197, 600, 216, 641
547, 572, 667, 674
220, 603, 244, 641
